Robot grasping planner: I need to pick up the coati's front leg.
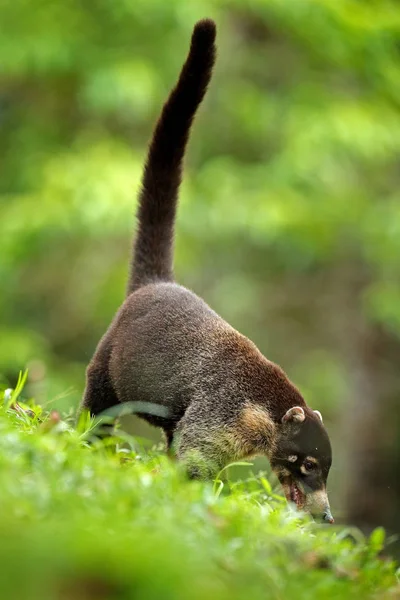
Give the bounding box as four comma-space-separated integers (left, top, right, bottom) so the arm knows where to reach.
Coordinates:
175, 401, 276, 479
176, 424, 228, 479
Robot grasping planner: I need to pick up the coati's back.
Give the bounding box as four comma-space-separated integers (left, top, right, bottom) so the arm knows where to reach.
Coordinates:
108, 282, 250, 423
108, 278, 306, 425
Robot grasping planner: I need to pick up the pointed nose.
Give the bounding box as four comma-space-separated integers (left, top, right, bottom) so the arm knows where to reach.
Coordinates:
323, 509, 334, 524
306, 488, 334, 523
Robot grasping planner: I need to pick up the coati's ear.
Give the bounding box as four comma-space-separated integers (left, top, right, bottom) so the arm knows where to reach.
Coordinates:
314, 410, 323, 422
282, 406, 305, 424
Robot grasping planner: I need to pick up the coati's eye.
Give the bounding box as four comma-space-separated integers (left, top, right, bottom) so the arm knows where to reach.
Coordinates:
304, 460, 316, 472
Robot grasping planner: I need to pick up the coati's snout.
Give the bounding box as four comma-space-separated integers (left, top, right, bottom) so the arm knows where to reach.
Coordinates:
270, 406, 334, 523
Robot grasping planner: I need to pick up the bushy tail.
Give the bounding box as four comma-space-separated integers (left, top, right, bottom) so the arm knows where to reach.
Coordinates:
127, 19, 217, 294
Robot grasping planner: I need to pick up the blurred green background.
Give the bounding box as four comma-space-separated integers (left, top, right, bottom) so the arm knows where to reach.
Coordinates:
1, 0, 399, 537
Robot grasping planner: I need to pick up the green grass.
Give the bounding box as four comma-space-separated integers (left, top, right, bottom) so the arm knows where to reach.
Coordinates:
0, 381, 398, 600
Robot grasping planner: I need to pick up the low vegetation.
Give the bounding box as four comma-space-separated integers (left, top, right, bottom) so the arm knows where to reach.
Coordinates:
0, 377, 398, 600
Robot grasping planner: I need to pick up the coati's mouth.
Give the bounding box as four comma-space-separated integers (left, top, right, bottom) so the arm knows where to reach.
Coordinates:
289, 480, 305, 508
276, 471, 334, 521
281, 477, 305, 509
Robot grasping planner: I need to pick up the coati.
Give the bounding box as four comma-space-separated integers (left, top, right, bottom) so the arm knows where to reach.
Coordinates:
80, 19, 334, 523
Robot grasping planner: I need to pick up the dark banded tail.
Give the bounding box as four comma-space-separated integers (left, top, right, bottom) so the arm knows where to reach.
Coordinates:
127, 19, 217, 294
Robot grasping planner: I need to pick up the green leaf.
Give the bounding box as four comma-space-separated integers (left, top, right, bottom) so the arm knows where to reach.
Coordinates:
369, 527, 386, 552
4, 369, 28, 409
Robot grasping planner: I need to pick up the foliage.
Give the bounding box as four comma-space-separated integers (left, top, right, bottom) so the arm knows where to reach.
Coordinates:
0, 384, 398, 600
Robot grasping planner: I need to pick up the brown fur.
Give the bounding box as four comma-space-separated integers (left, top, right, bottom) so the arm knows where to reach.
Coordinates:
238, 403, 276, 457
80, 19, 333, 519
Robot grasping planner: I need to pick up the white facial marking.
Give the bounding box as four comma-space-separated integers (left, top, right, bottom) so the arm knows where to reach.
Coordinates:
288, 455, 297, 462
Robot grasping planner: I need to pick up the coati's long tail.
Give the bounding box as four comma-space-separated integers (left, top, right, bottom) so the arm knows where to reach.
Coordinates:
127, 19, 217, 294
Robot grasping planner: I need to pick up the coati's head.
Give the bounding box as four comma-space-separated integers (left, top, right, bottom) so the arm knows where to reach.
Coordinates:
270, 406, 334, 523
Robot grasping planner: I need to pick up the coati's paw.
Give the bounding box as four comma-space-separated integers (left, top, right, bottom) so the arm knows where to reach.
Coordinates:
179, 449, 219, 480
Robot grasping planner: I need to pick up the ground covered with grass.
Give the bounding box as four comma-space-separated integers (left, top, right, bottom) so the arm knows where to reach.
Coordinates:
0, 379, 398, 600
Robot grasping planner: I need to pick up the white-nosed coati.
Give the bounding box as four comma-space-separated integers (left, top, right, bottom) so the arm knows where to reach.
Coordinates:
81, 19, 334, 523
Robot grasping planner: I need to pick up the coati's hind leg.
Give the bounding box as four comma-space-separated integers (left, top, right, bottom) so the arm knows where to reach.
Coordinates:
80, 342, 119, 417
174, 402, 252, 479
81, 367, 118, 417
163, 429, 176, 458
